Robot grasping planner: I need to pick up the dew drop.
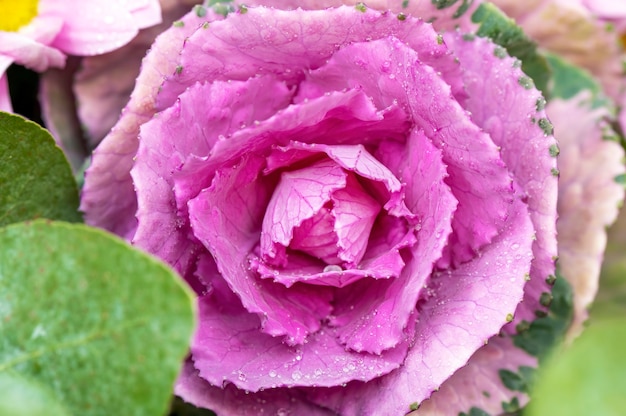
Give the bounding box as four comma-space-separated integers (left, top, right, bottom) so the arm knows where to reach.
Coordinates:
291, 370, 303, 381
269, 369, 277, 378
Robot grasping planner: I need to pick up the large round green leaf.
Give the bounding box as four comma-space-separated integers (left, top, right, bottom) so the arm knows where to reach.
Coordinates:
526, 319, 626, 416
0, 220, 196, 416
0, 112, 82, 226
0, 371, 69, 416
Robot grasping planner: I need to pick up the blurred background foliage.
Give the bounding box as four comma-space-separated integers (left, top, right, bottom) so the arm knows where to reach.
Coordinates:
592, 209, 626, 320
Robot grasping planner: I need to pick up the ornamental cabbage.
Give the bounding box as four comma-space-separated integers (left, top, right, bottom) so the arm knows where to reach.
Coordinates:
81, 4, 559, 415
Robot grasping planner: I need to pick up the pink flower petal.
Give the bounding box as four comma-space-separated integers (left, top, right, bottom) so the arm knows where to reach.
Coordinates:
551, 93, 625, 337
0, 56, 13, 112
124, 0, 163, 29
0, 31, 66, 71
17, 15, 64, 44
40, 0, 161, 55
72, 1, 202, 146
81, 9, 219, 237
583, 0, 626, 18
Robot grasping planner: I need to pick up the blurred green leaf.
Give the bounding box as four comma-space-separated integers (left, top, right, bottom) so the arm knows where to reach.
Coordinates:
0, 220, 196, 416
526, 319, 626, 416
0, 112, 82, 227
471, 2, 551, 97
593, 259, 626, 319
513, 274, 573, 362
0, 371, 69, 416
544, 53, 611, 109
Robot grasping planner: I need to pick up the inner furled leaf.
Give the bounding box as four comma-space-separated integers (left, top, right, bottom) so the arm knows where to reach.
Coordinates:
329, 128, 456, 355
328, 173, 382, 266
260, 141, 410, 275
290, 173, 381, 267
290, 203, 340, 264
260, 158, 347, 266
130, 76, 294, 276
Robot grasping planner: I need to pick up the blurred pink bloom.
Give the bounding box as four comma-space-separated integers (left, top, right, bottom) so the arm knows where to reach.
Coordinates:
38, 0, 201, 171
552, 93, 625, 338
0, 0, 162, 111
583, 0, 626, 31
71, 0, 202, 147
491, 0, 626, 112
491, 0, 626, 335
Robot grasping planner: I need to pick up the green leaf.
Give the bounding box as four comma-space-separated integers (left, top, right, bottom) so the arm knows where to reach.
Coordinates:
0, 371, 70, 416
544, 53, 611, 109
512, 273, 573, 361
526, 319, 626, 416
499, 369, 527, 392
459, 407, 491, 416
431, 0, 459, 9
501, 396, 520, 413
0, 112, 82, 227
471, 2, 551, 97
0, 220, 196, 416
